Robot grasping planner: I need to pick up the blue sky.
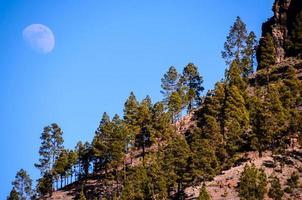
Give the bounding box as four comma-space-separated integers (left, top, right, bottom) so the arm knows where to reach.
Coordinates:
0, 0, 274, 198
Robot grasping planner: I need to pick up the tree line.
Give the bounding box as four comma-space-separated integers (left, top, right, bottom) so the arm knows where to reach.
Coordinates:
7, 15, 302, 200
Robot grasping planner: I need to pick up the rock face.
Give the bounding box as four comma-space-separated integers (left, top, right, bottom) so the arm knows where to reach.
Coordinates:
261, 0, 302, 63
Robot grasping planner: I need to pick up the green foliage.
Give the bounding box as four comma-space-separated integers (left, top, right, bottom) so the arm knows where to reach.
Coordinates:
147, 162, 168, 199
224, 84, 249, 155
12, 169, 32, 200
7, 188, 19, 200
190, 132, 218, 181
181, 63, 204, 111
122, 161, 168, 200
161, 66, 181, 105
135, 96, 154, 162
268, 176, 284, 200
75, 141, 92, 178
250, 85, 287, 155
256, 33, 276, 71
24, 10, 302, 199
199, 184, 211, 200
168, 91, 182, 123
243, 31, 257, 75
222, 16, 248, 64
163, 136, 191, 199
35, 123, 64, 178
238, 164, 267, 200
222, 16, 257, 77
226, 61, 247, 91
92, 112, 113, 171
121, 166, 153, 200
53, 150, 68, 188
152, 102, 173, 144
36, 172, 53, 197
123, 92, 140, 151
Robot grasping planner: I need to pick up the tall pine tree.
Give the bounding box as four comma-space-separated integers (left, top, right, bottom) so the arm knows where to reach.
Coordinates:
256, 33, 276, 71
181, 63, 204, 112
222, 16, 257, 77
161, 66, 181, 106
12, 169, 32, 200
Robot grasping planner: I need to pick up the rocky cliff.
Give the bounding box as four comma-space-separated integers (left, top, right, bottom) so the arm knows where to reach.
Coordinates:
261, 0, 302, 63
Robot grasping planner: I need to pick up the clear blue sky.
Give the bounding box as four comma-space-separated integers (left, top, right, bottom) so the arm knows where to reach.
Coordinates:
0, 0, 274, 198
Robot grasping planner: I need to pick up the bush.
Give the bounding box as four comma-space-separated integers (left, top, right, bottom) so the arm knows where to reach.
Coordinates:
284, 186, 292, 194
238, 164, 267, 200
199, 184, 211, 200
268, 176, 284, 200
287, 171, 299, 188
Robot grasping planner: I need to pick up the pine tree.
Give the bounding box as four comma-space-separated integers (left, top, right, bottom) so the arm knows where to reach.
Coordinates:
251, 85, 286, 156
163, 136, 191, 199
67, 150, 78, 183
50, 123, 64, 167
242, 31, 257, 76
12, 169, 32, 200
36, 172, 53, 197
168, 91, 182, 123
199, 184, 211, 200
268, 176, 283, 200
35, 124, 64, 176
238, 164, 267, 200
110, 114, 127, 165
147, 161, 168, 199
95, 112, 110, 137
256, 33, 276, 71
35, 126, 52, 175
109, 114, 127, 197
222, 62, 249, 157
7, 188, 19, 200
226, 61, 247, 92
82, 142, 92, 177
92, 112, 112, 172
123, 92, 140, 153
222, 16, 257, 77
161, 66, 181, 106
135, 96, 154, 163
53, 150, 68, 188
76, 141, 92, 178
35, 123, 64, 196
152, 102, 173, 148
196, 83, 227, 163
222, 16, 248, 64
190, 134, 218, 182
181, 63, 204, 112
224, 85, 249, 156
75, 141, 85, 179
121, 166, 152, 200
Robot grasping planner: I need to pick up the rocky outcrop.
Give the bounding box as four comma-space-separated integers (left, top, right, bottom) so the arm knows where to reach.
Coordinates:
261, 0, 302, 62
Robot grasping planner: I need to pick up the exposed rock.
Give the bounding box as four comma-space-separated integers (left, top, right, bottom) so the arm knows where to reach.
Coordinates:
185, 150, 302, 200
261, 0, 302, 63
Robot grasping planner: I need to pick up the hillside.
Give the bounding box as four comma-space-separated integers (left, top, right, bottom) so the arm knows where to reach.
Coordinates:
186, 150, 302, 200
7, 0, 302, 200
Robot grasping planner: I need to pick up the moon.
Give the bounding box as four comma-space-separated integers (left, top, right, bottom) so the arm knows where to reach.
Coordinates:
22, 24, 55, 54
